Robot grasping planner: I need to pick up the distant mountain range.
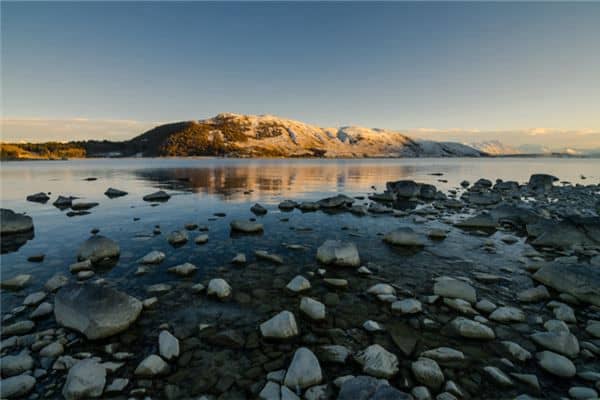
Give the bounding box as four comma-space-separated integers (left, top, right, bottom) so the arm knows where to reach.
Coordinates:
1, 113, 485, 159
469, 140, 600, 157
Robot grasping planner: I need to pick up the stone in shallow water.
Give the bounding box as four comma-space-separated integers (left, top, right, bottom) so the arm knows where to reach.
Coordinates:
367, 283, 396, 296
159, 330, 180, 360
255, 250, 284, 264
449, 317, 495, 340
1, 274, 32, 290
168, 262, 198, 277
483, 366, 513, 387
530, 331, 579, 358
489, 306, 526, 323
569, 387, 598, 400
134, 354, 169, 376
1, 352, 34, 377
420, 347, 465, 363
319, 345, 351, 363
1, 208, 34, 235
62, 359, 106, 400
194, 234, 209, 244
300, 297, 326, 320
533, 262, 600, 306
104, 187, 127, 198
30, 301, 53, 319
166, 230, 188, 245
517, 285, 550, 302
2, 320, 35, 336
260, 311, 299, 339
434, 278, 477, 303
77, 235, 120, 264
23, 291, 47, 306
232, 253, 246, 264
337, 376, 409, 400
383, 227, 425, 247
44, 274, 69, 292
54, 283, 142, 340
283, 347, 322, 390
0, 374, 36, 398
207, 278, 232, 299
536, 351, 576, 377
230, 220, 263, 233
286, 275, 311, 293
251, 203, 268, 215
501, 341, 532, 362
412, 357, 444, 390
316, 240, 360, 267
354, 344, 399, 378
391, 298, 422, 314
363, 320, 384, 332
140, 250, 165, 264
143, 190, 170, 202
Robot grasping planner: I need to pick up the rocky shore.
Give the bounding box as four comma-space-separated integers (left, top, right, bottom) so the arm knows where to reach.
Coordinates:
1, 173, 599, 400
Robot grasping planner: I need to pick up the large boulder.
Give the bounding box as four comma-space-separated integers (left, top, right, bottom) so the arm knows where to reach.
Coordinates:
533, 262, 600, 306
386, 180, 420, 199
316, 240, 360, 267
54, 283, 142, 339
77, 235, 120, 265
532, 216, 600, 248
0, 209, 34, 235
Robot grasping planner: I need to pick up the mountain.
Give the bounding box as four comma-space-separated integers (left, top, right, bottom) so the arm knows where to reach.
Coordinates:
92, 113, 485, 158
2, 113, 486, 159
469, 140, 521, 155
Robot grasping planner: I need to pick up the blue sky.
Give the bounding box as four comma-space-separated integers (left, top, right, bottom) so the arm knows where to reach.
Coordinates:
1, 1, 599, 148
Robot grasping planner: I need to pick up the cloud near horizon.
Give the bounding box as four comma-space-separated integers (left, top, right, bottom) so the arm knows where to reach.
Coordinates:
1, 117, 599, 153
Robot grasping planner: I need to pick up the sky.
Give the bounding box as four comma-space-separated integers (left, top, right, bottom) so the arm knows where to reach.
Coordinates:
1, 1, 600, 150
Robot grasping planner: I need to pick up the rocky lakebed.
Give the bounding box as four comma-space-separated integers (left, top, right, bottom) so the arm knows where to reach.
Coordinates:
1, 172, 600, 400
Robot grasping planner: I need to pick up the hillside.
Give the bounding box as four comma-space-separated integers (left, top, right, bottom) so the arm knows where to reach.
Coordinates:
2, 113, 486, 159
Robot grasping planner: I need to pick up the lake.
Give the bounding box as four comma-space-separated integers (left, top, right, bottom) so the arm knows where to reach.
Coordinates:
1, 157, 599, 399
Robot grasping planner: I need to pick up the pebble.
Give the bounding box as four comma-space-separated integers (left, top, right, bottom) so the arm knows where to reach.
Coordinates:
300, 297, 326, 320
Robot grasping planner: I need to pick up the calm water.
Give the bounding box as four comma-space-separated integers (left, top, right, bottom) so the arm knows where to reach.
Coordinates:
1, 157, 598, 302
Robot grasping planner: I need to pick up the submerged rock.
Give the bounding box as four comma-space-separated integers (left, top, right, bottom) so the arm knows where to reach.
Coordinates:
140, 250, 165, 264
77, 235, 120, 264
411, 358, 444, 390
207, 278, 232, 299
1, 273, 32, 290
166, 230, 189, 246
300, 297, 326, 320
168, 262, 198, 277
338, 376, 409, 400
54, 283, 142, 340
316, 240, 360, 267
230, 220, 264, 233
143, 190, 170, 202
383, 227, 425, 247
251, 203, 268, 215
532, 216, 600, 248
62, 359, 106, 400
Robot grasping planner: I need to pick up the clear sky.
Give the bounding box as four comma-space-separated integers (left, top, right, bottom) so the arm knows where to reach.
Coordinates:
1, 1, 599, 150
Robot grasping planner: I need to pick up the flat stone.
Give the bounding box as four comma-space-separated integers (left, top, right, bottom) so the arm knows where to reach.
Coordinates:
1, 352, 34, 377
2, 320, 35, 336
39, 341, 64, 358
316, 240, 360, 267
143, 191, 170, 202
283, 347, 322, 390
23, 291, 47, 306
140, 250, 165, 264
489, 307, 526, 323
367, 283, 396, 296
166, 230, 188, 245
319, 345, 351, 363
420, 347, 465, 363
230, 220, 263, 233
533, 262, 600, 306
255, 250, 284, 264
434, 278, 477, 303
531, 331, 579, 358
391, 299, 422, 314
383, 227, 426, 247
194, 234, 209, 244
449, 317, 495, 339
1, 208, 34, 235
569, 387, 598, 400
1, 274, 32, 290
483, 366, 513, 386
517, 285, 550, 302
536, 351, 576, 377
501, 341, 532, 362
168, 262, 198, 277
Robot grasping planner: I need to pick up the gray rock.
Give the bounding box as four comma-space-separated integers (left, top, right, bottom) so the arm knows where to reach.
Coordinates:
44, 274, 69, 292
2, 320, 35, 336
54, 283, 142, 340
39, 341, 64, 357
77, 235, 120, 264
318, 194, 354, 208
286, 275, 311, 293
412, 358, 444, 390
279, 200, 298, 211
354, 344, 399, 378
194, 234, 209, 244
26, 192, 49, 203
62, 359, 106, 400
159, 330, 180, 360
533, 262, 600, 306
1, 352, 34, 376
166, 230, 188, 245
143, 190, 170, 202
386, 180, 420, 198
230, 220, 263, 233
517, 285, 550, 302
0, 209, 34, 235
23, 291, 46, 306
319, 345, 351, 363
300, 297, 326, 320
30, 302, 53, 318
449, 317, 495, 339
483, 366, 513, 386
528, 174, 558, 193
337, 375, 409, 400
259, 381, 280, 400
536, 351, 576, 377
501, 341, 532, 362
391, 299, 422, 314
316, 240, 360, 267
140, 250, 165, 264
260, 311, 298, 339
255, 250, 284, 264
104, 187, 128, 198
530, 331, 579, 358
251, 203, 268, 215
134, 354, 169, 376
207, 278, 232, 299
283, 347, 322, 389
383, 227, 425, 247
434, 278, 477, 303
0, 374, 36, 398
1, 273, 32, 290
489, 306, 525, 323
569, 386, 598, 400
420, 347, 464, 363
105, 378, 129, 393
168, 262, 198, 277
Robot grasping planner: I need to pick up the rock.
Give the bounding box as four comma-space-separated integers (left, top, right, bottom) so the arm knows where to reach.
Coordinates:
489, 307, 525, 323
389, 322, 418, 357
501, 341, 532, 362
283, 347, 322, 389
255, 250, 284, 264
531, 331, 579, 358
586, 321, 600, 338
455, 213, 497, 229
105, 378, 129, 394
71, 202, 99, 211
412, 358, 444, 390
281, 385, 300, 400
134, 354, 169, 376
475, 299, 497, 313
260, 311, 299, 339
0, 209, 34, 235
532, 216, 600, 249
286, 275, 311, 293
420, 347, 465, 364
483, 366, 513, 386
1, 352, 34, 376
300, 297, 326, 320
147, 283, 172, 294
337, 375, 409, 400
298, 201, 320, 211
23, 291, 47, 306
536, 351, 576, 377
323, 278, 348, 288
230, 220, 264, 233
533, 262, 600, 306
26, 192, 49, 203
251, 203, 268, 215
207, 278, 232, 299
316, 240, 360, 267
279, 200, 298, 211
232, 253, 246, 264
510, 373, 540, 391
412, 386, 432, 400
40, 341, 64, 357
554, 304, 576, 323
194, 234, 209, 244
44, 274, 69, 292
159, 331, 180, 360
528, 174, 558, 193
354, 344, 399, 378
391, 299, 422, 314
569, 387, 598, 400
143, 190, 170, 202
434, 278, 477, 303
104, 188, 128, 198
168, 262, 198, 277
62, 359, 106, 400
30, 301, 53, 318
363, 320, 384, 332
383, 227, 425, 247
449, 317, 495, 339
259, 381, 280, 399
2, 320, 35, 336
54, 283, 142, 340
0, 374, 36, 398
517, 286, 550, 302
77, 235, 120, 264
166, 230, 188, 245
140, 250, 165, 264
443, 298, 477, 315
1, 273, 32, 290
209, 329, 245, 348
387, 180, 420, 198
318, 194, 354, 208
367, 283, 396, 296
69, 259, 92, 273
319, 345, 351, 363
